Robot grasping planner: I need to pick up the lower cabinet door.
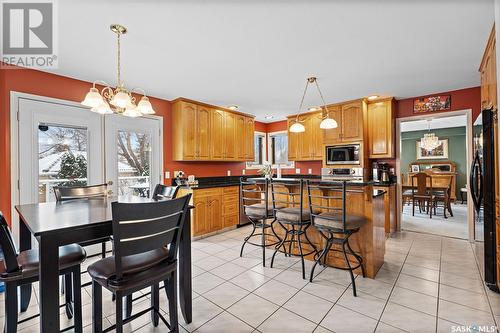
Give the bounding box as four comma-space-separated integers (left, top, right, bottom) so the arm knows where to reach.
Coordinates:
193, 197, 209, 236
208, 195, 222, 232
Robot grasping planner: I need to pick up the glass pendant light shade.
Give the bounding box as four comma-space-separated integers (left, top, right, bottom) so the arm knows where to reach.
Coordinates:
81, 87, 104, 108
137, 96, 155, 114
320, 117, 338, 129
110, 90, 132, 108
289, 122, 305, 133
91, 101, 113, 114
123, 104, 141, 117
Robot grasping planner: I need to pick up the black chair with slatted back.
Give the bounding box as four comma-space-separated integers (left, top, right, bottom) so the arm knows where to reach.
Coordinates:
54, 183, 111, 314
88, 194, 191, 333
240, 177, 282, 266
269, 178, 318, 279
0, 212, 85, 333
306, 180, 367, 296
152, 184, 179, 200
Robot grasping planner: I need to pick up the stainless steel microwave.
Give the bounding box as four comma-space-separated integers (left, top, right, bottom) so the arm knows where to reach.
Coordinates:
325, 144, 360, 165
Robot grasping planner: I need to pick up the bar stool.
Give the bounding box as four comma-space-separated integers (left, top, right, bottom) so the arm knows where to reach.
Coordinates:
0, 212, 85, 333
88, 195, 191, 333
240, 178, 282, 266
306, 180, 366, 296
269, 178, 318, 279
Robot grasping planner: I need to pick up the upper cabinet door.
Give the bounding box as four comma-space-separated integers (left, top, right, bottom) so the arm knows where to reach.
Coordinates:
299, 115, 312, 160
210, 109, 225, 160
224, 112, 236, 160
341, 102, 363, 142
287, 119, 299, 160
322, 106, 342, 144
311, 112, 324, 159
480, 26, 497, 110
236, 115, 246, 160
367, 99, 394, 158
197, 105, 211, 160
181, 102, 197, 160
244, 117, 255, 160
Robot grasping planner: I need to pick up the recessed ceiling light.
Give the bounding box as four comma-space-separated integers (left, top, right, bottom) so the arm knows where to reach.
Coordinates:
264, 115, 274, 119
367, 95, 379, 101
227, 105, 238, 110
308, 107, 321, 112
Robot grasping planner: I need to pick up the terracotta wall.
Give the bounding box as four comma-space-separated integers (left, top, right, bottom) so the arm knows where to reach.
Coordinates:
0, 66, 263, 221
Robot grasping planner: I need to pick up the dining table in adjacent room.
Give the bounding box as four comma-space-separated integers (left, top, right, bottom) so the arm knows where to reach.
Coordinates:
15, 196, 193, 333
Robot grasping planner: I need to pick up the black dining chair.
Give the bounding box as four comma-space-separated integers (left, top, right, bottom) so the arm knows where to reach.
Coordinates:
152, 184, 179, 200
88, 194, 191, 333
54, 183, 111, 312
0, 212, 86, 333
269, 178, 318, 279
240, 178, 282, 266
306, 180, 366, 296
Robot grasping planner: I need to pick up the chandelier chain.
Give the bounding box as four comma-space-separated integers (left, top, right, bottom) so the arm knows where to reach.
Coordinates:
313, 79, 329, 117
117, 33, 121, 88
296, 79, 310, 122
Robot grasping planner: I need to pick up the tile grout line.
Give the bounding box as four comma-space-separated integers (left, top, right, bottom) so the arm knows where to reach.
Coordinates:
434, 234, 443, 332
371, 235, 415, 333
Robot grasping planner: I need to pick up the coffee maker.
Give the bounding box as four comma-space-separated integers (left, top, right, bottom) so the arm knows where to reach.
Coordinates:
372, 162, 390, 182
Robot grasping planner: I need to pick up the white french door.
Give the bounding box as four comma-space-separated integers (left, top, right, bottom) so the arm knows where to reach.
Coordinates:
104, 114, 162, 198
14, 94, 163, 244
18, 98, 104, 205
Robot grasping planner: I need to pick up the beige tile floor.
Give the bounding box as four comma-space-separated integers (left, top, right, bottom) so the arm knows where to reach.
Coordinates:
1, 226, 499, 333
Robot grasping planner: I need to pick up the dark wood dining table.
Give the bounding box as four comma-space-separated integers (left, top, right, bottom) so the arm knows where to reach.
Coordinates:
15, 196, 193, 332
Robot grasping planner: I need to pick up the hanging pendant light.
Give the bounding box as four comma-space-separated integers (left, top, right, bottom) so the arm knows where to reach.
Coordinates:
421, 119, 440, 151
290, 77, 337, 133
81, 24, 155, 117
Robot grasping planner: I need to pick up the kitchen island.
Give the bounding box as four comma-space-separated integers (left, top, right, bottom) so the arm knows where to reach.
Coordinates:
249, 178, 386, 279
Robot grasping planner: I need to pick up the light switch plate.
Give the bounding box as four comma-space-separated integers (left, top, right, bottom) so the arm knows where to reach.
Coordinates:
242, 169, 246, 175
308, 169, 312, 174
165, 171, 170, 179
295, 168, 300, 174
227, 170, 231, 176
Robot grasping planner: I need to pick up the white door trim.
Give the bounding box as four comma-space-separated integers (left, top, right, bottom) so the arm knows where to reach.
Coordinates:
395, 108, 474, 241
10, 91, 164, 244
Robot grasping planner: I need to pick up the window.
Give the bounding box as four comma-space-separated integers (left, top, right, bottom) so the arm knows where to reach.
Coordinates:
245, 132, 266, 169
268, 131, 294, 169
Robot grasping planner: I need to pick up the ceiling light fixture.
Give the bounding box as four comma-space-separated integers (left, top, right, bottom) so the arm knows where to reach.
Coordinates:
264, 115, 274, 120
227, 105, 239, 110
367, 95, 379, 101
81, 24, 155, 117
420, 119, 440, 151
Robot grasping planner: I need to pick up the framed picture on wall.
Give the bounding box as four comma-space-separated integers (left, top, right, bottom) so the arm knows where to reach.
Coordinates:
413, 95, 451, 113
416, 139, 449, 159
411, 165, 420, 172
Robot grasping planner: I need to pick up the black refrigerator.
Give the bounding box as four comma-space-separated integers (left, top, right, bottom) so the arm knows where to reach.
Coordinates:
471, 107, 498, 292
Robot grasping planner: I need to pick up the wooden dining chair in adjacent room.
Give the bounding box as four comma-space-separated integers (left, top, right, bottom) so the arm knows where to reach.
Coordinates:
433, 176, 454, 218
411, 172, 435, 218
0, 212, 86, 333
87, 194, 191, 333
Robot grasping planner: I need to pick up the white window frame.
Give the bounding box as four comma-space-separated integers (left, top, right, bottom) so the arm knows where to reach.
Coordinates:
245, 131, 267, 169
267, 130, 295, 169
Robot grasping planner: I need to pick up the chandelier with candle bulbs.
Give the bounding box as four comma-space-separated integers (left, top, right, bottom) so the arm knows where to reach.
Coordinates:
81, 24, 155, 117
289, 77, 338, 133
420, 119, 440, 151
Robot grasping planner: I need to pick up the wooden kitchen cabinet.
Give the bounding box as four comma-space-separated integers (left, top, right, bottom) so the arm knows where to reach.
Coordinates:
367, 98, 395, 158
287, 112, 324, 161
180, 185, 240, 237
172, 98, 255, 161
322, 101, 364, 144
480, 25, 497, 110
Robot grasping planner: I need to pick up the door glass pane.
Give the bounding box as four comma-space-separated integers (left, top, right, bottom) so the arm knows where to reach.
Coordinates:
117, 130, 151, 197
38, 124, 88, 203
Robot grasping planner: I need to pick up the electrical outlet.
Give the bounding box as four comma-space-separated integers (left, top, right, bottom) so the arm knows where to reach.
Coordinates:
295, 168, 300, 174
227, 170, 231, 176
308, 169, 312, 174
165, 171, 170, 179
242, 169, 246, 175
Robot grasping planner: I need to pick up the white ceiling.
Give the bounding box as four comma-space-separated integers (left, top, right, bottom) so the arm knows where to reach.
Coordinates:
48, 0, 494, 121
400, 114, 467, 132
